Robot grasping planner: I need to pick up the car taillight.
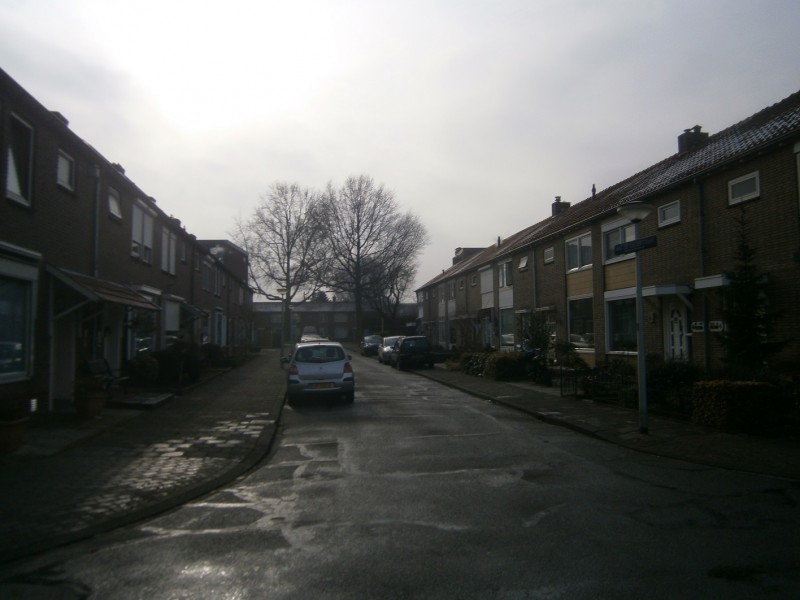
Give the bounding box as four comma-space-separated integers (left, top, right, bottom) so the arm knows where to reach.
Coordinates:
343, 362, 353, 374
288, 364, 299, 376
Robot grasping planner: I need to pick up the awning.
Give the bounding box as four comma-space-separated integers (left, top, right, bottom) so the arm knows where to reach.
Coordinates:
47, 266, 160, 311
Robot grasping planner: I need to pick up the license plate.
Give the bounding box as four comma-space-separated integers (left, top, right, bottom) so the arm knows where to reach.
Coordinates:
311, 383, 334, 389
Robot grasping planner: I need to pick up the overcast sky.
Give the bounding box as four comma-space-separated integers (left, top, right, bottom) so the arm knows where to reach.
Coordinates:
2, 0, 799, 291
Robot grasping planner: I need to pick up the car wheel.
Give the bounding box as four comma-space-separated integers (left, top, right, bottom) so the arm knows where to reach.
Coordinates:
345, 391, 355, 403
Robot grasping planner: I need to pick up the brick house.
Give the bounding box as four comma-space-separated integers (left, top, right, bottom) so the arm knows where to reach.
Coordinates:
253, 301, 418, 349
417, 91, 800, 375
1, 67, 254, 415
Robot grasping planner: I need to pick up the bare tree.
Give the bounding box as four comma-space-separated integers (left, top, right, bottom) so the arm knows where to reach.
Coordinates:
233, 182, 327, 346
316, 175, 428, 337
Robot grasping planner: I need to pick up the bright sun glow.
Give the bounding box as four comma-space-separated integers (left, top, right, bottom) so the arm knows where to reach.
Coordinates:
91, 1, 356, 132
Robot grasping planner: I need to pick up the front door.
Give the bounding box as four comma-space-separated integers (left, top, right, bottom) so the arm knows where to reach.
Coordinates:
664, 301, 689, 360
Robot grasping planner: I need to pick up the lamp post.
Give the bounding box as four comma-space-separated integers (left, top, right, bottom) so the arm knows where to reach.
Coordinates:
617, 201, 654, 434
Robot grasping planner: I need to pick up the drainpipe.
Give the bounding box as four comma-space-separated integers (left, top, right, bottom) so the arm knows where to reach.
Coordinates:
91, 164, 101, 278
696, 177, 710, 372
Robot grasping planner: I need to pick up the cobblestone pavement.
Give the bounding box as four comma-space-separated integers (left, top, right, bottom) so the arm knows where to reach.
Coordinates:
0, 350, 286, 564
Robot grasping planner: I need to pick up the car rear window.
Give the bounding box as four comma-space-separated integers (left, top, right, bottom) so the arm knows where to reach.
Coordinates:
403, 338, 429, 349
295, 345, 346, 363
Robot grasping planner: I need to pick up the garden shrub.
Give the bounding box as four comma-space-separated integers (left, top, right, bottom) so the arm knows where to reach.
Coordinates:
691, 380, 786, 432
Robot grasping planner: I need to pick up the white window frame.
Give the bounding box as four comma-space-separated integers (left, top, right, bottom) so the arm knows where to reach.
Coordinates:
108, 187, 122, 219
567, 296, 594, 351
56, 150, 75, 191
602, 219, 637, 263
728, 171, 760, 205
518, 255, 529, 271
161, 228, 177, 275
131, 200, 154, 264
498, 261, 512, 288
543, 247, 554, 264
566, 233, 592, 272
658, 200, 681, 227
6, 113, 34, 206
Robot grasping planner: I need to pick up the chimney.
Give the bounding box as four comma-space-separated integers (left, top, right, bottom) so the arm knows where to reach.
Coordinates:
678, 125, 708, 154
552, 195, 570, 216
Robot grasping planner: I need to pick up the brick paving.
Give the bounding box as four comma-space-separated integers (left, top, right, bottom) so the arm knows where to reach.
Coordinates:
0, 350, 286, 564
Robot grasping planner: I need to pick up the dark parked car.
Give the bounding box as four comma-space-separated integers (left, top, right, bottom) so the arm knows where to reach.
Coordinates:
360, 334, 382, 356
392, 336, 433, 370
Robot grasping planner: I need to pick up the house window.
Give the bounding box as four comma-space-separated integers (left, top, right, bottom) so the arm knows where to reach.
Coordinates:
56, 150, 75, 191
6, 114, 34, 206
658, 200, 681, 227
728, 171, 760, 205
518, 255, 529, 271
603, 222, 636, 261
499, 261, 512, 287
448, 281, 455, 299
161, 228, 177, 275
0, 273, 33, 381
131, 202, 154, 263
459, 279, 464, 290
566, 233, 592, 271
567, 297, 594, 349
607, 297, 637, 352
471, 275, 477, 286
543, 247, 554, 264
108, 187, 122, 219
500, 308, 514, 347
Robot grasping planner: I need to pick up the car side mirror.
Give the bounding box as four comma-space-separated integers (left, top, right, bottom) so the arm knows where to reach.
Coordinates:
280, 356, 290, 364
347, 355, 352, 360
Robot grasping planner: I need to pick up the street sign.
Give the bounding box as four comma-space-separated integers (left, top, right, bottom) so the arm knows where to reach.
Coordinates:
614, 235, 657, 255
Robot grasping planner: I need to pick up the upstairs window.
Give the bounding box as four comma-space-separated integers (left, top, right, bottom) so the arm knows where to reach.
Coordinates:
499, 261, 513, 287
131, 201, 154, 264
161, 228, 177, 275
543, 247, 554, 264
603, 222, 636, 261
728, 171, 760, 205
518, 255, 529, 271
108, 187, 122, 219
658, 200, 681, 227
6, 114, 34, 206
56, 150, 75, 191
566, 233, 592, 271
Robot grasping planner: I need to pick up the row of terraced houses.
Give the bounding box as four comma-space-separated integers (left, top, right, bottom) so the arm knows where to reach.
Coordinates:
1, 68, 254, 416
416, 91, 800, 376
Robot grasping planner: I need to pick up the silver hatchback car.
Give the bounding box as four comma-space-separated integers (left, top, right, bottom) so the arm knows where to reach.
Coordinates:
284, 341, 355, 404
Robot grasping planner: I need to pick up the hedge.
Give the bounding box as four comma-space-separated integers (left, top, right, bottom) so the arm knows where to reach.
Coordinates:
691, 380, 785, 432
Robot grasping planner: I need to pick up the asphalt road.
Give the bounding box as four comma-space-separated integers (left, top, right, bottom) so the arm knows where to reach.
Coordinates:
2, 353, 799, 598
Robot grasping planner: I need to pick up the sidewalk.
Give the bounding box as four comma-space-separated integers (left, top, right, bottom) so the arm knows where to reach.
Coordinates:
417, 364, 800, 482
0, 350, 287, 564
